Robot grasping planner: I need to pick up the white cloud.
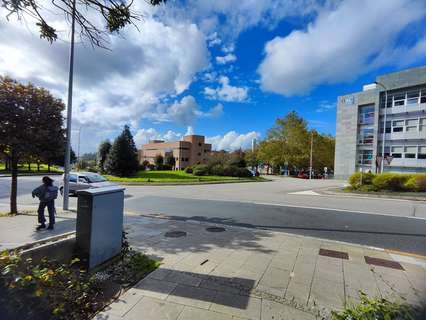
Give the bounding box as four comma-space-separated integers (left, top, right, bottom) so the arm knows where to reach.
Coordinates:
316, 101, 336, 113
216, 53, 236, 65
148, 96, 223, 126
204, 76, 248, 102
0, 6, 210, 140
207, 131, 260, 151
258, 0, 426, 96
134, 128, 183, 147
207, 32, 222, 47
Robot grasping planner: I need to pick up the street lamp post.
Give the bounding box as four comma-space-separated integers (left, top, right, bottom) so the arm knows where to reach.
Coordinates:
374, 81, 388, 174
309, 131, 313, 180
63, 0, 76, 211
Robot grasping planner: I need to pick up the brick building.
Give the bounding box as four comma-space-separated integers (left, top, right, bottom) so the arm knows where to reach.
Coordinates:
138, 135, 212, 170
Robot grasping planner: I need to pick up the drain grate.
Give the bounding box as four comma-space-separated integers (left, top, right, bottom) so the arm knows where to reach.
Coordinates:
364, 256, 404, 270
164, 231, 187, 238
206, 226, 226, 233
319, 248, 349, 260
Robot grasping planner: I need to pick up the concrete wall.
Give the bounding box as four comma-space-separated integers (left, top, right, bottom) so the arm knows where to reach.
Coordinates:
377, 65, 426, 90
334, 90, 377, 179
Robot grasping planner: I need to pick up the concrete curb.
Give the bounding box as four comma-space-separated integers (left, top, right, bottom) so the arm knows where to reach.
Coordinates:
319, 188, 426, 202
114, 178, 269, 186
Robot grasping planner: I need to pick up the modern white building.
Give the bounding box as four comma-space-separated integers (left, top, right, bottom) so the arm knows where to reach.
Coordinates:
335, 65, 426, 179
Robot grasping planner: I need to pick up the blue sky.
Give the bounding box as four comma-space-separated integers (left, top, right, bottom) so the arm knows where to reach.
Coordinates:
1, 0, 426, 152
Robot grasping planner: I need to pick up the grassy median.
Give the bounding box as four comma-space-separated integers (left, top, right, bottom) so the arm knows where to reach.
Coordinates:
106, 170, 265, 184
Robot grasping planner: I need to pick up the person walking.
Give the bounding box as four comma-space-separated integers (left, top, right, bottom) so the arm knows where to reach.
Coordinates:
32, 176, 58, 231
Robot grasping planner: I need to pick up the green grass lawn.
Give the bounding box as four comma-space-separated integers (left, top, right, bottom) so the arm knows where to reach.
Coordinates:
0, 162, 63, 173
106, 170, 264, 183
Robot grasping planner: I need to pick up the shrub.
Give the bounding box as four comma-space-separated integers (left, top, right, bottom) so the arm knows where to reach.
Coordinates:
222, 165, 239, 177
332, 292, 419, 320
236, 168, 253, 177
184, 166, 193, 174
210, 164, 225, 176
405, 174, 426, 192
348, 172, 375, 189
193, 164, 209, 176
372, 173, 411, 191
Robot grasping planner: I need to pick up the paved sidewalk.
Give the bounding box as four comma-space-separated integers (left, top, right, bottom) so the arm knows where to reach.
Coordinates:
95, 216, 426, 320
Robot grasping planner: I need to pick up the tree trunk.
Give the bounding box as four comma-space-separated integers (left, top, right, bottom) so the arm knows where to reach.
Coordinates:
48, 163, 51, 172
10, 157, 18, 214
37, 162, 40, 171
28, 163, 31, 171
5, 160, 9, 171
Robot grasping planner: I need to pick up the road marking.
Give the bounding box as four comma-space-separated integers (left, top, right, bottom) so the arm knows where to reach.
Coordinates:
288, 190, 320, 196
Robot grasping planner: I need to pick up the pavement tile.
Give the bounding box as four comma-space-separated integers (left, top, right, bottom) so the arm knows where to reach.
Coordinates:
177, 306, 233, 320
257, 266, 291, 297
289, 266, 315, 285
261, 300, 317, 320
123, 296, 184, 320
134, 278, 178, 300
99, 288, 144, 317
167, 284, 217, 309
210, 291, 261, 320
199, 279, 241, 295
93, 311, 123, 320
164, 270, 203, 287
309, 278, 345, 310
285, 280, 311, 306
148, 268, 173, 281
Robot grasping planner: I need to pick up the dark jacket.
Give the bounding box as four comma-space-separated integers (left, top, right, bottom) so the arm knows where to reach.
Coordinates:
32, 185, 58, 202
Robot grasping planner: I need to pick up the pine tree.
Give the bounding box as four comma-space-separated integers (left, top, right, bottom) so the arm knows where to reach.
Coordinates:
97, 140, 112, 173
105, 125, 139, 177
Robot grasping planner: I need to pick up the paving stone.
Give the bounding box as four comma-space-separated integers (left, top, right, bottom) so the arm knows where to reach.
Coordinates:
177, 306, 233, 320
199, 279, 241, 295
210, 291, 261, 320
309, 278, 345, 310
134, 278, 178, 300
93, 311, 123, 320
123, 296, 184, 320
257, 267, 291, 297
148, 268, 173, 281
285, 280, 311, 306
289, 265, 315, 285
100, 288, 143, 317
164, 270, 203, 287
167, 284, 217, 309
261, 300, 317, 320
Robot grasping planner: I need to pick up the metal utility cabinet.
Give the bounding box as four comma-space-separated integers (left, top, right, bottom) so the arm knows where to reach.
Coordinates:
76, 186, 125, 269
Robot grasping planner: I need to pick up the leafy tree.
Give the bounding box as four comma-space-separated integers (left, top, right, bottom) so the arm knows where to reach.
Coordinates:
0, 77, 65, 214
245, 149, 259, 170
105, 125, 139, 177
154, 154, 164, 169
97, 140, 111, 173
1, 0, 167, 48
164, 154, 175, 169
228, 152, 246, 168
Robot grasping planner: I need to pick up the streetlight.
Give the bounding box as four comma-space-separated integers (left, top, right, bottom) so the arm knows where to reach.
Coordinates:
63, 0, 76, 211
374, 81, 388, 174
309, 131, 313, 180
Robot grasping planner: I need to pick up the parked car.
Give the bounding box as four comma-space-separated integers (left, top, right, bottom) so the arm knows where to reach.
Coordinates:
59, 172, 117, 196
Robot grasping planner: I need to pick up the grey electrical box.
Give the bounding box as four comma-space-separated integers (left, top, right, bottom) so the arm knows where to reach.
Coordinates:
76, 186, 125, 269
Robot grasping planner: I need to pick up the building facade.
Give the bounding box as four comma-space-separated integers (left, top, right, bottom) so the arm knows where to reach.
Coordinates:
335, 65, 426, 179
138, 135, 212, 170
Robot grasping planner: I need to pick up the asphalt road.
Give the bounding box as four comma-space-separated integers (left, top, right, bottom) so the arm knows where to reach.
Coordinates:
1, 176, 426, 255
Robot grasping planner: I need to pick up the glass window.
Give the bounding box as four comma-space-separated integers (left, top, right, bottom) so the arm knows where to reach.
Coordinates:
392, 120, 404, 132
406, 119, 418, 132
358, 105, 375, 124
69, 174, 77, 183
391, 146, 402, 158
393, 94, 405, 107
404, 146, 416, 158
407, 91, 419, 105
419, 146, 426, 159
357, 150, 373, 165
421, 91, 426, 104
358, 128, 374, 144
420, 118, 426, 131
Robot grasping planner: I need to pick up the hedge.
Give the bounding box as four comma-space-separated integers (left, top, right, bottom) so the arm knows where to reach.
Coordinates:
348, 172, 426, 192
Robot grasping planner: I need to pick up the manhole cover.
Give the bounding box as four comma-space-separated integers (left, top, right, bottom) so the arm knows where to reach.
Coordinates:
206, 226, 226, 233
164, 231, 187, 238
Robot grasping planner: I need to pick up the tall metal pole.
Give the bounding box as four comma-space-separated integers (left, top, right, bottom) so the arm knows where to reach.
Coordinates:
77, 127, 81, 161
375, 82, 388, 174
309, 131, 313, 180
63, 0, 76, 210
